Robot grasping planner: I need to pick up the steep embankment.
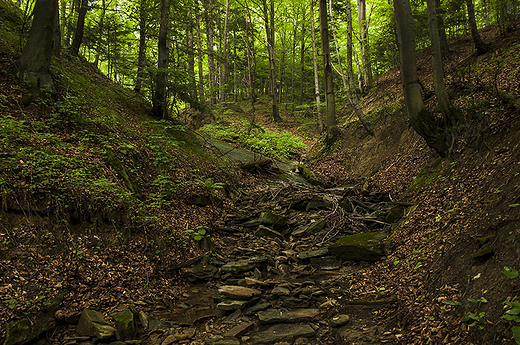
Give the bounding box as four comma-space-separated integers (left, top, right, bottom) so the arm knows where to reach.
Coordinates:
0, 1, 239, 338
309, 26, 520, 343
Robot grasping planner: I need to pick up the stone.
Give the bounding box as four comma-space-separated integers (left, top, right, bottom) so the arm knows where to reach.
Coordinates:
244, 302, 271, 315
206, 337, 240, 345
138, 311, 148, 329
305, 200, 332, 211
310, 256, 340, 270
259, 211, 288, 227
385, 205, 404, 223
255, 225, 284, 240
183, 262, 218, 282
271, 286, 291, 296
77, 309, 116, 340
218, 285, 262, 300
297, 248, 329, 260
244, 277, 268, 286
329, 314, 350, 327
250, 324, 316, 344
292, 219, 327, 237
328, 231, 388, 261
222, 256, 267, 274
4, 314, 55, 345
224, 321, 256, 337
112, 308, 135, 340
257, 308, 320, 324
216, 300, 248, 311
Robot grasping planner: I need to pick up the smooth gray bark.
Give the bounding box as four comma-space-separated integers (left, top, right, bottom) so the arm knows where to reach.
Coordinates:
310, 0, 323, 131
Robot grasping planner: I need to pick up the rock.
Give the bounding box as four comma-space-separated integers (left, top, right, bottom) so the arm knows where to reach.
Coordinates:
244, 302, 271, 315
305, 200, 332, 211
250, 324, 316, 344
222, 256, 267, 274
310, 256, 340, 270
216, 300, 248, 311
224, 321, 256, 337
292, 219, 327, 237
206, 337, 240, 345
112, 308, 135, 340
329, 231, 388, 261
138, 311, 148, 329
271, 286, 291, 296
339, 198, 353, 212
183, 262, 218, 282
297, 248, 329, 260
77, 309, 116, 340
385, 205, 404, 223
4, 314, 55, 345
242, 219, 262, 228
255, 225, 284, 240
329, 314, 350, 327
244, 277, 268, 286
218, 285, 262, 300
257, 308, 320, 324
259, 211, 288, 228
471, 246, 494, 260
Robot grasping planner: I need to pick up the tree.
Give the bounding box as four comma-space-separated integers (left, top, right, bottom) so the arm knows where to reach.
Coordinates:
152, 0, 170, 118
319, 0, 338, 147
219, 0, 230, 103
466, 0, 488, 55
393, 0, 449, 156
70, 0, 89, 56
204, 0, 217, 105
262, 0, 281, 122
310, 0, 323, 131
195, 9, 205, 103
134, 0, 150, 93
357, 0, 373, 90
19, 0, 60, 92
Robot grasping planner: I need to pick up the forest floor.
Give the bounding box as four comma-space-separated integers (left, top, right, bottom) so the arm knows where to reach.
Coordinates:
1, 0, 520, 343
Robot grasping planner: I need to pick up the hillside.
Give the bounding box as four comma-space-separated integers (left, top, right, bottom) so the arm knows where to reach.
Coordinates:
1, 0, 520, 344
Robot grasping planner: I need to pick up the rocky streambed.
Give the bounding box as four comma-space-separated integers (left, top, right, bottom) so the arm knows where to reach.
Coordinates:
4, 156, 411, 345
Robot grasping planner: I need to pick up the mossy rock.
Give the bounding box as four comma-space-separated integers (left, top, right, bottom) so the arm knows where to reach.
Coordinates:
329, 231, 388, 261
259, 211, 287, 228
292, 164, 324, 187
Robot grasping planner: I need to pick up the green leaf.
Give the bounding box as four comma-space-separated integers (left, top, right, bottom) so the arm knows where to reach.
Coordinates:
509, 204, 520, 208
468, 297, 488, 303
502, 314, 520, 322
443, 300, 462, 306
512, 326, 520, 345
502, 266, 519, 279
414, 262, 423, 269
198, 229, 206, 235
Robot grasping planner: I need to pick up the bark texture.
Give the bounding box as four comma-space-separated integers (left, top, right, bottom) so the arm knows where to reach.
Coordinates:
466, 0, 488, 55
70, 0, 88, 56
152, 0, 170, 118
310, 0, 323, 131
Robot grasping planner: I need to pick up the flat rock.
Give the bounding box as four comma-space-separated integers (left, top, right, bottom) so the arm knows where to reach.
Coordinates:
183, 262, 218, 282
250, 324, 316, 344
328, 231, 387, 261
77, 309, 116, 340
255, 225, 284, 240
292, 219, 327, 237
112, 307, 136, 340
206, 337, 240, 345
222, 256, 267, 273
259, 211, 288, 227
271, 286, 291, 296
216, 300, 248, 311
257, 308, 320, 323
310, 256, 340, 270
297, 248, 329, 260
330, 314, 350, 327
218, 286, 262, 300
224, 321, 256, 337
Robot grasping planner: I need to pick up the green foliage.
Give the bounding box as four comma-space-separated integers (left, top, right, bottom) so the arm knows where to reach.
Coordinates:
503, 266, 519, 279
185, 225, 208, 241
200, 121, 308, 160
502, 301, 520, 344
463, 311, 486, 329
196, 177, 225, 194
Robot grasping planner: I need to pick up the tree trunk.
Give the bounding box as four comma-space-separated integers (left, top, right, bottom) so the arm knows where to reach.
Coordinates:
393, 0, 448, 157
357, 0, 373, 90
426, 0, 459, 131
244, 3, 257, 134
353, 47, 364, 93
19, 0, 59, 92
319, 0, 338, 147
310, 0, 323, 131
187, 18, 197, 104
466, 0, 488, 55
299, 18, 306, 105
262, 0, 280, 122
435, 0, 449, 57
291, 7, 298, 114
219, 0, 230, 103
195, 12, 205, 104
135, 0, 146, 93
205, 0, 217, 105
70, 0, 88, 56
339, 0, 373, 135
152, 0, 170, 118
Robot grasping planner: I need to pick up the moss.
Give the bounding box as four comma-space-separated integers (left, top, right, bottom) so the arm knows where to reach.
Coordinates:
104, 150, 143, 200
408, 162, 443, 192
292, 164, 324, 187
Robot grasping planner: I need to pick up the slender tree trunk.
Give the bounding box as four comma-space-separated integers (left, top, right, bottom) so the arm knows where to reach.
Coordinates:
393, 0, 448, 157
187, 18, 197, 104
338, 0, 373, 135
152, 0, 170, 118
195, 12, 205, 104
233, 30, 238, 101
353, 48, 364, 93
427, 0, 459, 130
205, 0, 217, 105
291, 8, 298, 114
357, 0, 373, 90
219, 0, 230, 103
279, 15, 287, 105
70, 0, 88, 56
319, 0, 338, 147
466, 0, 488, 55
19, 0, 59, 92
244, 3, 257, 133
435, 0, 449, 57
310, 0, 323, 131
135, 0, 146, 93
299, 18, 306, 105
262, 0, 280, 122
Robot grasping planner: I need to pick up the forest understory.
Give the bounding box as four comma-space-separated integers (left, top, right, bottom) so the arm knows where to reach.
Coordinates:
1, 0, 520, 343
